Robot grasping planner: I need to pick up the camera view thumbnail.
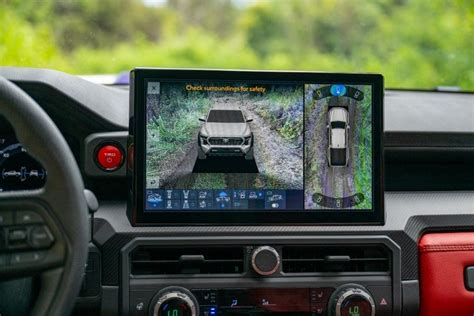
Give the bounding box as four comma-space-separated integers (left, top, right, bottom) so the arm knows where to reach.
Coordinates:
304, 84, 373, 210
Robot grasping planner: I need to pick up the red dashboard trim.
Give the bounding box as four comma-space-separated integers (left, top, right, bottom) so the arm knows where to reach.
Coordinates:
419, 232, 474, 316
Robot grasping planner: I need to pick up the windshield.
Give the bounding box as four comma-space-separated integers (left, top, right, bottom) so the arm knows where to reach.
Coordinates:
1, 0, 472, 90
331, 122, 346, 129
207, 110, 245, 123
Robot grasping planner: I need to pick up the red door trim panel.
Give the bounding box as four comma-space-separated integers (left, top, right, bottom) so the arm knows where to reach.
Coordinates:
419, 232, 474, 316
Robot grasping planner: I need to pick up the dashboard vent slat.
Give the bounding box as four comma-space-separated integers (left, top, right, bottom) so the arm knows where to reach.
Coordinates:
130, 246, 245, 276
282, 245, 390, 274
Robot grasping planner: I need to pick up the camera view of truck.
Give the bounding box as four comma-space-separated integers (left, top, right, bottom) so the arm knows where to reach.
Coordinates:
304, 84, 372, 210
198, 109, 254, 160
327, 107, 350, 167
146, 82, 304, 191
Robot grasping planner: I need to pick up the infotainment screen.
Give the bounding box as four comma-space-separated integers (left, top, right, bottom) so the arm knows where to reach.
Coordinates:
129, 69, 383, 225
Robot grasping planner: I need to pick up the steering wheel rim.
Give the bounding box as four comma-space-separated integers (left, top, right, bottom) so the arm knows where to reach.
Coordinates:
0, 77, 89, 316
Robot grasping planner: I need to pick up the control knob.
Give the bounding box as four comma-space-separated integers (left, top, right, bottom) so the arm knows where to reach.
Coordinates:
150, 287, 198, 316
251, 246, 280, 276
329, 284, 375, 316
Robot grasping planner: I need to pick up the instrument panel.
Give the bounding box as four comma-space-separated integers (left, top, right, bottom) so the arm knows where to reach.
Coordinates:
0, 135, 47, 191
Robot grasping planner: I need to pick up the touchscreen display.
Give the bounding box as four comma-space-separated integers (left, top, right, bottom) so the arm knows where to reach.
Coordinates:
143, 80, 373, 212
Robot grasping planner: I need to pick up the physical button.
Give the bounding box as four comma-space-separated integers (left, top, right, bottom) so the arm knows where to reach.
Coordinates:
10, 251, 46, 264
16, 211, 43, 225
29, 225, 54, 248
311, 287, 334, 303
130, 290, 154, 316
8, 228, 27, 242
251, 246, 280, 276
219, 289, 251, 309
367, 285, 392, 316
96, 144, 124, 171
310, 288, 334, 314
192, 289, 218, 305
466, 266, 474, 291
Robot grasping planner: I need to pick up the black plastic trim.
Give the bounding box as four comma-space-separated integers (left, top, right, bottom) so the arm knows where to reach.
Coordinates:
385, 132, 474, 147
120, 235, 401, 316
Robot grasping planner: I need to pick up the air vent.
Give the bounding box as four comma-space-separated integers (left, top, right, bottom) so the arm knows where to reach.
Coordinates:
130, 246, 245, 276
282, 245, 390, 274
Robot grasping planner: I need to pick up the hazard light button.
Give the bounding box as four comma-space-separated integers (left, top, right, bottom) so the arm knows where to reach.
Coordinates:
367, 286, 392, 315
96, 144, 124, 171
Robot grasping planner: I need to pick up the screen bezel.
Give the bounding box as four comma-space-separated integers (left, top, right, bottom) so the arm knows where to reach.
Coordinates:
129, 68, 384, 225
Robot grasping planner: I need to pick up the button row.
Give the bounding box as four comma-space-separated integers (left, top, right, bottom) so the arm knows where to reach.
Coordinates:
191, 287, 335, 313
0, 250, 47, 267
1, 225, 54, 251
0, 210, 44, 226
310, 288, 335, 314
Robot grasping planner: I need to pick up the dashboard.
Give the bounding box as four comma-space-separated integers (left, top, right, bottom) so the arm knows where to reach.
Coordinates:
0, 67, 473, 316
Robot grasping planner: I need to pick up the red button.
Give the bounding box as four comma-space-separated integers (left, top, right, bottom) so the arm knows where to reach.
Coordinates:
96, 144, 123, 171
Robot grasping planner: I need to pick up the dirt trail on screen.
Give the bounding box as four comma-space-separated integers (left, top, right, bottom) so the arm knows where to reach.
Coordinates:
304, 90, 356, 209
165, 95, 303, 190
225, 95, 303, 190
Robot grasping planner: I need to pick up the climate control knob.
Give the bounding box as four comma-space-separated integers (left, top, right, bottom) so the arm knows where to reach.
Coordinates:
251, 246, 280, 276
330, 285, 375, 316
150, 287, 198, 316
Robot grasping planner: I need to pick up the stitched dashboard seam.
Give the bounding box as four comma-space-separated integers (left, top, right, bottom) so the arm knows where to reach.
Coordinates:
419, 244, 474, 253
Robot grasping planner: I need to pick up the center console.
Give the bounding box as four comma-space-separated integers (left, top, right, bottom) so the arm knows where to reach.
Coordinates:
122, 69, 394, 316
121, 236, 400, 316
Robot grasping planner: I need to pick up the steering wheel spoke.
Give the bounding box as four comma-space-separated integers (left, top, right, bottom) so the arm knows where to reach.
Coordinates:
0, 190, 65, 278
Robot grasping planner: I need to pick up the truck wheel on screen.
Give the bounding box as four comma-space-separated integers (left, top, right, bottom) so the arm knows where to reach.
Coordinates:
198, 147, 207, 160
245, 147, 254, 160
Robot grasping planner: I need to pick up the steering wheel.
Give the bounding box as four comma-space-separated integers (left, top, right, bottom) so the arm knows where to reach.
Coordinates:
0, 77, 89, 315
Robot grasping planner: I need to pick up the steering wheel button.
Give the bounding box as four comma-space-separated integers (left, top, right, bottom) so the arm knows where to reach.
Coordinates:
16, 210, 43, 225
96, 144, 123, 171
0, 212, 14, 226
29, 225, 54, 248
10, 251, 46, 264
8, 228, 27, 242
